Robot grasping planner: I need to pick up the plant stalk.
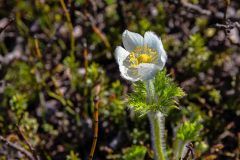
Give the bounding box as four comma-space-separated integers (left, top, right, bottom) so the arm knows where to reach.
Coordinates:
146, 80, 167, 160
175, 140, 185, 160
148, 112, 166, 160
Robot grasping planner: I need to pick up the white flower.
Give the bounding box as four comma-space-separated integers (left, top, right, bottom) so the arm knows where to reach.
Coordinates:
115, 30, 167, 81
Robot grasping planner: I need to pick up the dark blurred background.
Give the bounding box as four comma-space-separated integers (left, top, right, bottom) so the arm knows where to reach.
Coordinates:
0, 0, 239, 159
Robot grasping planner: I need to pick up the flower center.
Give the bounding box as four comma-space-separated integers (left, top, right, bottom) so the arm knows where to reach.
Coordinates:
127, 46, 158, 68
137, 54, 152, 63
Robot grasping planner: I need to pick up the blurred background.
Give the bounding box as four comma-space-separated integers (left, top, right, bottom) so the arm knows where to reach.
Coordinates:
0, 0, 239, 159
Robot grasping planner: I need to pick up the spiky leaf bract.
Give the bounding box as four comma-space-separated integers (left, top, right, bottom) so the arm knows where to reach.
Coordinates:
122, 145, 147, 160
128, 69, 185, 116
176, 121, 203, 141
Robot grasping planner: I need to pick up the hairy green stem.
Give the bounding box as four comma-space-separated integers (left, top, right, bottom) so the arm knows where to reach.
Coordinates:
148, 112, 166, 160
146, 80, 167, 160
175, 140, 185, 160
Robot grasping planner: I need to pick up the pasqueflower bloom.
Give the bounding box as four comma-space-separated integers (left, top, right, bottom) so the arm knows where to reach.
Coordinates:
115, 30, 167, 81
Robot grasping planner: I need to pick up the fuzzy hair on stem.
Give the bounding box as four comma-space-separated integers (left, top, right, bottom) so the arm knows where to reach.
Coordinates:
148, 111, 167, 160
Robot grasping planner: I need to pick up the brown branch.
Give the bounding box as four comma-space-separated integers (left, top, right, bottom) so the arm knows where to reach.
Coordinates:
16, 125, 39, 160
0, 135, 35, 160
216, 0, 240, 47
234, 22, 240, 29
84, 11, 111, 49
0, 46, 22, 65
189, 0, 240, 47
181, 142, 195, 160
83, 44, 88, 81
180, 0, 240, 22
0, 18, 14, 34
59, 0, 75, 57
215, 20, 240, 47
88, 84, 101, 160
180, 0, 211, 16
224, 0, 231, 20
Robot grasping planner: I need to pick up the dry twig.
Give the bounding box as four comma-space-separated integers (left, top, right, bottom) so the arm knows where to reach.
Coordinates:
16, 125, 39, 160
181, 0, 240, 46
180, 0, 211, 16
181, 142, 195, 160
59, 0, 75, 57
84, 11, 111, 48
214, 0, 240, 46
0, 135, 35, 160
0, 18, 14, 34
88, 84, 101, 160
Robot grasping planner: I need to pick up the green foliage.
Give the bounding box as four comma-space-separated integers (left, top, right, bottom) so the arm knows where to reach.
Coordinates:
128, 81, 148, 115
153, 70, 186, 112
105, 0, 116, 5
128, 70, 185, 115
139, 18, 151, 31
75, 0, 85, 6
20, 113, 39, 144
190, 0, 199, 4
4, 62, 36, 97
10, 93, 27, 119
122, 145, 147, 160
47, 90, 74, 109
196, 17, 208, 29
194, 141, 209, 155
1, 0, 239, 159
87, 63, 103, 86
66, 150, 80, 160
63, 56, 80, 90
178, 34, 211, 72
100, 80, 126, 123
209, 89, 221, 104
176, 121, 203, 141
42, 123, 58, 136
130, 128, 149, 145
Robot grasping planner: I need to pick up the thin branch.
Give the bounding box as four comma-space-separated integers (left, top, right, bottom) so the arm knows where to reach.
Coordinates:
16, 125, 39, 160
83, 11, 111, 49
33, 36, 43, 60
0, 18, 14, 34
181, 142, 195, 160
224, 0, 231, 20
180, 0, 211, 16
33, 36, 47, 119
184, 0, 240, 47
88, 84, 101, 160
0, 46, 22, 65
0, 135, 35, 160
234, 22, 240, 29
214, 15, 240, 46
59, 0, 75, 57
83, 44, 88, 81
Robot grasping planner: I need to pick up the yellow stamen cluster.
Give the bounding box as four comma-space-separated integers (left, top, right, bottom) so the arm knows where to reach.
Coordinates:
127, 46, 158, 68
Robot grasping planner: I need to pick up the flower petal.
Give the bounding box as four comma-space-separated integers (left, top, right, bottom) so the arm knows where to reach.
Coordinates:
119, 66, 140, 82
144, 31, 167, 67
137, 63, 160, 81
122, 30, 144, 51
114, 46, 130, 66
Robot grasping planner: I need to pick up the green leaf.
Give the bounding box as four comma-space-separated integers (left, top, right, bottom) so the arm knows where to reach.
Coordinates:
105, 0, 116, 5
63, 56, 80, 90
177, 34, 211, 72
176, 121, 203, 141
66, 150, 80, 160
122, 145, 147, 160
10, 93, 28, 119
153, 70, 185, 113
